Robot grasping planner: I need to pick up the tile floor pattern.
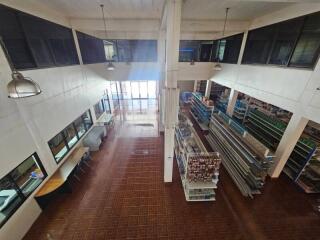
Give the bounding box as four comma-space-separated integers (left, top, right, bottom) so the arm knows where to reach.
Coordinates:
24, 101, 320, 240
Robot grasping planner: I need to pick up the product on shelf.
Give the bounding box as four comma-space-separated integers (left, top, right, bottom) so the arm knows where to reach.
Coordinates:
189, 92, 214, 131
174, 112, 221, 201
206, 111, 274, 198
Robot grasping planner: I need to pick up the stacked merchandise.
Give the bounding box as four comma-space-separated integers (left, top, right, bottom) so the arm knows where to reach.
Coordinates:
180, 92, 193, 104
245, 108, 320, 193
232, 100, 247, 123
190, 92, 214, 130
246, 108, 286, 150
215, 98, 228, 113
174, 113, 222, 201
206, 111, 274, 198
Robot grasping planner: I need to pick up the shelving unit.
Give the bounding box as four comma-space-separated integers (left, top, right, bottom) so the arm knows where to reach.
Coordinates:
243, 108, 320, 193
206, 110, 274, 198
190, 92, 214, 130
232, 100, 247, 123
174, 113, 222, 201
215, 98, 228, 113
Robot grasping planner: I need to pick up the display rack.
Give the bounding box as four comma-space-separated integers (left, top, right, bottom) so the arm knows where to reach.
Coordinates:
232, 100, 247, 123
174, 113, 222, 201
244, 108, 320, 193
206, 111, 274, 198
190, 92, 214, 130
215, 98, 228, 113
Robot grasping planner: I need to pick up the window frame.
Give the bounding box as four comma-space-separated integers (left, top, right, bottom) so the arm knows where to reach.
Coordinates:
242, 11, 320, 69
0, 4, 79, 70
48, 109, 93, 164
0, 152, 47, 228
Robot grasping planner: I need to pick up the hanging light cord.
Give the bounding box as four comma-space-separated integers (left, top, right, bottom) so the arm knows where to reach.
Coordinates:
100, 4, 108, 38
216, 8, 229, 63
222, 8, 229, 37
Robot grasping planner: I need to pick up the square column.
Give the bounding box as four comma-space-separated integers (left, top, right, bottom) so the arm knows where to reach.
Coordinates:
226, 88, 238, 117
204, 80, 212, 98
269, 114, 309, 178
193, 80, 198, 92
163, 0, 182, 182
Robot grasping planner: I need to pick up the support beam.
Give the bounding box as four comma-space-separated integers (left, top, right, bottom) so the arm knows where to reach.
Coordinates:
158, 30, 166, 132
237, 30, 248, 65
269, 114, 309, 178
226, 89, 239, 117
193, 80, 198, 92
164, 0, 182, 183
204, 80, 212, 98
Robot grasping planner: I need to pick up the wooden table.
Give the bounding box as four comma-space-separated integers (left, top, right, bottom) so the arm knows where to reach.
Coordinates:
36, 147, 89, 197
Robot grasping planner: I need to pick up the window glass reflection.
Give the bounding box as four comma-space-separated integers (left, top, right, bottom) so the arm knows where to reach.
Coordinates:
0, 177, 22, 226
48, 132, 68, 161
10, 155, 45, 197
63, 123, 78, 148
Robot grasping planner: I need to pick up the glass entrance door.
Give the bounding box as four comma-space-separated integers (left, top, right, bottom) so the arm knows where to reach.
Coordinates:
131, 82, 140, 99
139, 81, 148, 99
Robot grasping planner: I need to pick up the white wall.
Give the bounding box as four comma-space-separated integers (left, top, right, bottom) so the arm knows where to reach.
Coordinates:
0, 2, 112, 240
177, 80, 195, 92
0, 61, 109, 240
210, 63, 320, 124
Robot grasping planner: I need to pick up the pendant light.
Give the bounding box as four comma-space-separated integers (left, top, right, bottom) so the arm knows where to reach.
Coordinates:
213, 8, 229, 71
0, 37, 41, 98
100, 4, 115, 71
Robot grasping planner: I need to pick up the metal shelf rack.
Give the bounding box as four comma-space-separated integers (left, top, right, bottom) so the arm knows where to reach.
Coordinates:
190, 92, 214, 130
206, 111, 274, 198
244, 108, 320, 193
174, 113, 221, 201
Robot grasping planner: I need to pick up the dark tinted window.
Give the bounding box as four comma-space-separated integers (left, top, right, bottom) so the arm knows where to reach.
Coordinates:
242, 25, 276, 64
0, 4, 78, 70
179, 40, 214, 62
0, 5, 36, 69
269, 18, 304, 65
179, 40, 200, 62
289, 12, 320, 68
18, 13, 78, 67
0, 153, 47, 228
199, 41, 213, 62
116, 40, 157, 62
220, 34, 243, 63
77, 31, 106, 64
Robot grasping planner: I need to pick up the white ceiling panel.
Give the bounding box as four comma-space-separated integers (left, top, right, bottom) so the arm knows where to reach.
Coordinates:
182, 0, 294, 20
30, 0, 165, 19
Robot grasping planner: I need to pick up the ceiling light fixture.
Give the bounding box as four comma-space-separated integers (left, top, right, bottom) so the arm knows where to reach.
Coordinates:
0, 37, 41, 98
214, 8, 229, 71
100, 4, 115, 71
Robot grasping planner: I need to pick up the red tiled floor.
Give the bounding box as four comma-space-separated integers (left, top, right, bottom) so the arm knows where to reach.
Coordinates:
24, 100, 320, 240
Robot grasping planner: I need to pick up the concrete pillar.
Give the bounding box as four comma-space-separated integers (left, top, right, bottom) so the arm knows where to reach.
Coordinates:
164, 0, 182, 183
193, 80, 198, 92
237, 30, 248, 65
204, 80, 212, 98
158, 30, 166, 132
269, 114, 309, 178
226, 88, 239, 117
71, 28, 83, 65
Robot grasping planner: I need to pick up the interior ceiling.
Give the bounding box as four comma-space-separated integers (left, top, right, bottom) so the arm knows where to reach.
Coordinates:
31, 0, 296, 21
34, 0, 165, 19
182, 0, 293, 20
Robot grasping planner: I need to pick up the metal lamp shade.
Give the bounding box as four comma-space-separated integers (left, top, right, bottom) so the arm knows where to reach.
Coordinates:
213, 63, 222, 71
7, 72, 42, 98
107, 62, 115, 71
